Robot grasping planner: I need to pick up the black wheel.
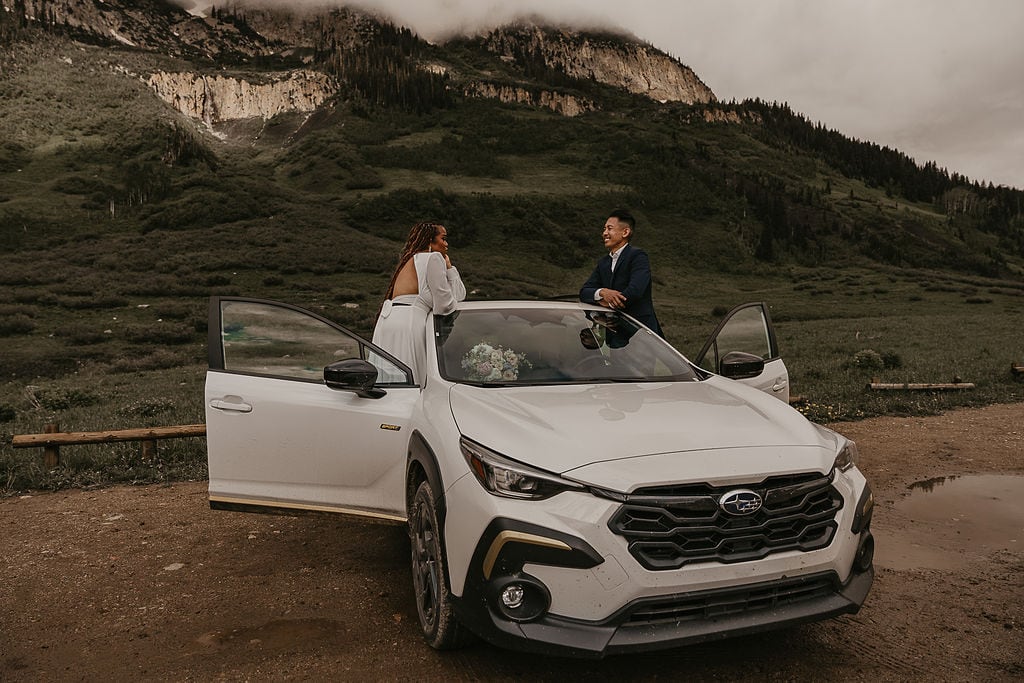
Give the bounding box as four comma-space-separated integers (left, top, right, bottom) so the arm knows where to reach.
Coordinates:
409, 479, 470, 649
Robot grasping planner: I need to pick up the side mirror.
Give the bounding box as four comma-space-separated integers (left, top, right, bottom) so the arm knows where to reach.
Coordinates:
719, 351, 765, 380
324, 359, 386, 399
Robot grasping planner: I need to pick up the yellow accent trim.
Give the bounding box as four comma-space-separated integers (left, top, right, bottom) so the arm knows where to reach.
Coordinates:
482, 530, 572, 579
210, 495, 406, 523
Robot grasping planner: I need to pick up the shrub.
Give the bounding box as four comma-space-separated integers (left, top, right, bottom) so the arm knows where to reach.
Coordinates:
32, 387, 100, 411
110, 348, 191, 373
203, 274, 231, 287
851, 349, 884, 370
0, 304, 36, 317
881, 351, 903, 369
57, 325, 110, 345
0, 405, 16, 422
52, 295, 129, 310
51, 174, 116, 196
117, 397, 176, 419
140, 188, 270, 233
0, 314, 36, 336
12, 289, 45, 304
347, 188, 478, 243
152, 302, 195, 320
0, 140, 28, 172
345, 167, 385, 190
122, 323, 196, 345
0, 355, 79, 379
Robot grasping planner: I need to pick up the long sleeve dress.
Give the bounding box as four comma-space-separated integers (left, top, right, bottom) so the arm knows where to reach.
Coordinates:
371, 251, 466, 385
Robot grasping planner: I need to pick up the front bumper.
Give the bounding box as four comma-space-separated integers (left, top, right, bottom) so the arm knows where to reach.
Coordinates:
452, 525, 873, 658
443, 467, 874, 657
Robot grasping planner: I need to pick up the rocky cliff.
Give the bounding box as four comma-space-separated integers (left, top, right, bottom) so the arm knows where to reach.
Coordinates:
2, 0, 395, 57
4, 0, 724, 126
148, 70, 337, 123
4, 0, 269, 57
463, 81, 595, 117
482, 25, 716, 105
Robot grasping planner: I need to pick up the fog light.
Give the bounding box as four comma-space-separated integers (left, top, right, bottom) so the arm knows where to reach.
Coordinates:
501, 584, 525, 609
490, 575, 551, 622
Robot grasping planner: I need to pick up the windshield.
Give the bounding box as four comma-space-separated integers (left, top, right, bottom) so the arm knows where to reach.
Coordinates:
435, 307, 699, 385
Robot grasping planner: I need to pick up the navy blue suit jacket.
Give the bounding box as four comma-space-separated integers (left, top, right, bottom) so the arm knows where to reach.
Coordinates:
579, 244, 663, 336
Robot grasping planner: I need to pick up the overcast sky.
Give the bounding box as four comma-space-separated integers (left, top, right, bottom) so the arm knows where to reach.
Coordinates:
195, 1, 1024, 189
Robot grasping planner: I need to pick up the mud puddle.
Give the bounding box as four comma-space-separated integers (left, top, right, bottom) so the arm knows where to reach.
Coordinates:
874, 474, 1024, 570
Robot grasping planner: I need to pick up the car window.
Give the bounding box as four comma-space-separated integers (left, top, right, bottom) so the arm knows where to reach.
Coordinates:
435, 308, 698, 385
219, 300, 408, 384
697, 304, 775, 373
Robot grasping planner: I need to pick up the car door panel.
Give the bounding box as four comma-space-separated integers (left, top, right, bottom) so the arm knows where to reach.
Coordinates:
695, 302, 791, 403
205, 297, 418, 521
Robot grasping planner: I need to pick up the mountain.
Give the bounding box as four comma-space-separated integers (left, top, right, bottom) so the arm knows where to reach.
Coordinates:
1, 0, 1023, 386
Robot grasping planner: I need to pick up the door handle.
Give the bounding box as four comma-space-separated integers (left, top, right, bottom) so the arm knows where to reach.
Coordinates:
771, 379, 788, 393
209, 398, 253, 413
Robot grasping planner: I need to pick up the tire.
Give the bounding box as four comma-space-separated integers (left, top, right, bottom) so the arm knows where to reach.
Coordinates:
409, 479, 470, 649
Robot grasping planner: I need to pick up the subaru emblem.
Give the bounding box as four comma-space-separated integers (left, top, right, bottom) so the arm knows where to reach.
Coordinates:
719, 489, 763, 516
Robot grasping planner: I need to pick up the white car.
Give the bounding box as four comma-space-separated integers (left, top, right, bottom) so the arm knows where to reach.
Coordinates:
204, 298, 874, 657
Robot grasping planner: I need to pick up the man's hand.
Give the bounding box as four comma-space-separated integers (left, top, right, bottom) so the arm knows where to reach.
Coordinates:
599, 288, 627, 309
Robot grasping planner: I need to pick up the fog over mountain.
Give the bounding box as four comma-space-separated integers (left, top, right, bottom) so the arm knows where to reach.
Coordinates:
177, 0, 1023, 189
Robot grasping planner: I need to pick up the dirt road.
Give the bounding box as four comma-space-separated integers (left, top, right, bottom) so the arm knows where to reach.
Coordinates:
3, 403, 1022, 681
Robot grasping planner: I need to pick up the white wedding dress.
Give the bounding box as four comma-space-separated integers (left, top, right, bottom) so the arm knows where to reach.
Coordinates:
371, 252, 466, 385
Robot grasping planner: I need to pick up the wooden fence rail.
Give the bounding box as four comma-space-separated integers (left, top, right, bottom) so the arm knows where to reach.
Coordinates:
12, 423, 206, 468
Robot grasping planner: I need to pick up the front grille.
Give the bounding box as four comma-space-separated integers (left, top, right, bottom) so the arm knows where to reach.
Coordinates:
623, 573, 838, 625
608, 472, 842, 570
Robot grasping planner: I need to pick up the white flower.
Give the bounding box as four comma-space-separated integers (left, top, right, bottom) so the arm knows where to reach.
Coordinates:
461, 342, 531, 382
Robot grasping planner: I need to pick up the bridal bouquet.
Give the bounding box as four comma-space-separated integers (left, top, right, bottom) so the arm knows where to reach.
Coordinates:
461, 342, 530, 382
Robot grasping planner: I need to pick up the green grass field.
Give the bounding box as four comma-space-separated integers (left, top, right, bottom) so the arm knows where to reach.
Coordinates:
3, 259, 1021, 494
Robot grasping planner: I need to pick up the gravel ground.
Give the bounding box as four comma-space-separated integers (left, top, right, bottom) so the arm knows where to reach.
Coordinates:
2, 402, 1022, 681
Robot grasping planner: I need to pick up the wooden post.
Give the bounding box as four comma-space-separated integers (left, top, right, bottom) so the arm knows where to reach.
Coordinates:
141, 439, 157, 461
43, 422, 60, 468
867, 381, 975, 391
13, 424, 206, 448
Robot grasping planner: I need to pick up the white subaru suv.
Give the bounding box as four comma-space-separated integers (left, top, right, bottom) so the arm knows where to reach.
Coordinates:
205, 298, 874, 657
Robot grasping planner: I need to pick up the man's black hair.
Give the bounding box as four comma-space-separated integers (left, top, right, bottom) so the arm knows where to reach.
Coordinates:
609, 208, 636, 234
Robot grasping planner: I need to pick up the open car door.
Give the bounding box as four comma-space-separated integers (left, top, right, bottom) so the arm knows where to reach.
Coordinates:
204, 297, 419, 522
694, 302, 790, 403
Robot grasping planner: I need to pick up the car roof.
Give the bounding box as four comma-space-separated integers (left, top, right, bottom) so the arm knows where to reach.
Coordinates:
455, 299, 604, 311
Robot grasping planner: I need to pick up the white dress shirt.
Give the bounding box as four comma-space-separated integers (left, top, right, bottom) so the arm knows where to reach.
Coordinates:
595, 244, 627, 301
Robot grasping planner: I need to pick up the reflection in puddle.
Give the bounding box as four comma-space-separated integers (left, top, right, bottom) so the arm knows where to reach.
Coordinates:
906, 475, 955, 493
874, 474, 1024, 571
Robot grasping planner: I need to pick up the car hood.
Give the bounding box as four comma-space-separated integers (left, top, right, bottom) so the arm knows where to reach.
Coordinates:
449, 378, 839, 490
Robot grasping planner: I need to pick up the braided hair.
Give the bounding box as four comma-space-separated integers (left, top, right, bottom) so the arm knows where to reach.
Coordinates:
382, 221, 444, 301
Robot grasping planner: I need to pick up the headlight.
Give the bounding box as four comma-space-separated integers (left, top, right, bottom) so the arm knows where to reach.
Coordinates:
460, 437, 585, 500
832, 440, 859, 472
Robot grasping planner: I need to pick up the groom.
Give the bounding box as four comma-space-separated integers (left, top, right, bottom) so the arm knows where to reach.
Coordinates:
579, 209, 664, 337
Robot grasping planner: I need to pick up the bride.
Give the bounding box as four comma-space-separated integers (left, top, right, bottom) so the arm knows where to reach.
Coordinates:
372, 222, 466, 385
